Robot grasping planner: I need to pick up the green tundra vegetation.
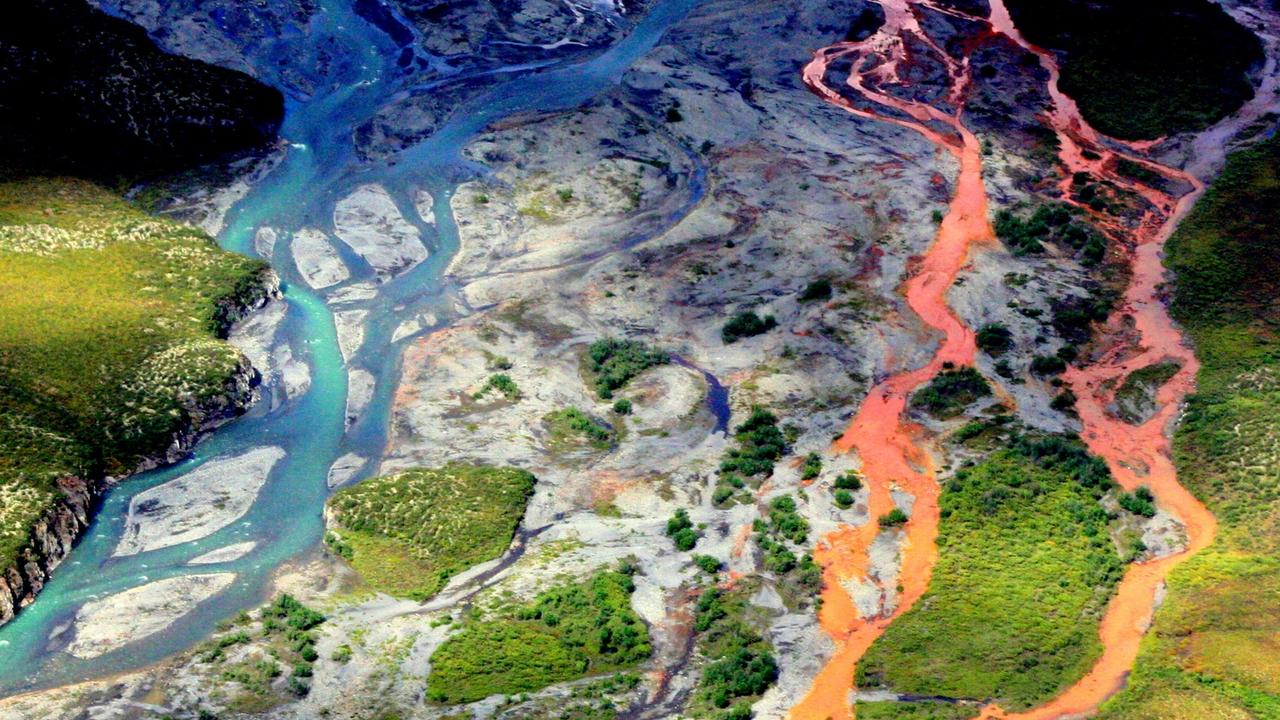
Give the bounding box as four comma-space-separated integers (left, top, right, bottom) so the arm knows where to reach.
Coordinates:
1003, 0, 1262, 139
1099, 135, 1280, 718
426, 568, 651, 703
858, 438, 1126, 713
325, 464, 535, 601
687, 582, 779, 719
0, 177, 270, 576
584, 338, 669, 399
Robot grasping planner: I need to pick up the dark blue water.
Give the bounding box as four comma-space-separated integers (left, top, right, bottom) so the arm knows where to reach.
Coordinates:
0, 0, 700, 695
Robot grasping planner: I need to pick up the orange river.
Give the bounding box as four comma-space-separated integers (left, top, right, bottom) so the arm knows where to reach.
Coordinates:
788, 1, 1218, 719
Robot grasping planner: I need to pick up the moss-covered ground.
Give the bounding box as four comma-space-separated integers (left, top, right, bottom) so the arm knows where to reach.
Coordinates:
857, 440, 1126, 712
1098, 135, 1280, 719
0, 177, 269, 573
426, 568, 651, 704
325, 463, 536, 601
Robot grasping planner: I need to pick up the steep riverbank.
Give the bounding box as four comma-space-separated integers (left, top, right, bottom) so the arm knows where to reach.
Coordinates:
0, 178, 280, 628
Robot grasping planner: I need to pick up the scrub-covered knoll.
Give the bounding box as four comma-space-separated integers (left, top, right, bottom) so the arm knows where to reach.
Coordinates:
325, 464, 536, 600
1099, 136, 1280, 719
858, 440, 1124, 713
427, 568, 650, 703
585, 338, 668, 399
1003, 0, 1262, 140
0, 178, 271, 587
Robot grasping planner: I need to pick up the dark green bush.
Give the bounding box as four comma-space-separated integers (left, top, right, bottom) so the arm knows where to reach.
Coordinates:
722, 312, 777, 344
911, 367, 991, 418
977, 323, 1013, 355
880, 508, 909, 527
799, 278, 833, 302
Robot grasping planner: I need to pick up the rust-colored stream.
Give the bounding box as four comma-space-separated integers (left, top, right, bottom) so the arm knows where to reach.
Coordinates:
977, 2, 1217, 718
791, 3, 993, 717
791, 1, 1220, 718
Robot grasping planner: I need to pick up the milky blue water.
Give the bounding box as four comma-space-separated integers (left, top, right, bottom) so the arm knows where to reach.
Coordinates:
0, 0, 700, 695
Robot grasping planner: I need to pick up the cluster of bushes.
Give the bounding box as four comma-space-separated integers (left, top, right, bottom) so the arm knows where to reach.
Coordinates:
1050, 290, 1117, 344
427, 568, 651, 703
798, 278, 833, 302
720, 408, 787, 477
799, 452, 822, 480
722, 311, 777, 344
754, 496, 820, 598
688, 584, 779, 719
326, 464, 535, 600
714, 407, 789, 506
832, 472, 862, 509
1118, 487, 1157, 518
200, 595, 326, 703
667, 508, 700, 551
994, 204, 1105, 265
976, 323, 1013, 355
911, 366, 991, 418
585, 338, 668, 399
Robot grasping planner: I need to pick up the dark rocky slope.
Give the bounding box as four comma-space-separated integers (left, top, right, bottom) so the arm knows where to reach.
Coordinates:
0, 0, 284, 180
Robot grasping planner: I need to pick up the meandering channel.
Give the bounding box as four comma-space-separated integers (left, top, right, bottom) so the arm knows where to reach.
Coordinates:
0, 0, 700, 695
790, 2, 993, 717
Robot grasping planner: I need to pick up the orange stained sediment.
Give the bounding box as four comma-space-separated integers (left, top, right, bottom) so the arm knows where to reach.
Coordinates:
973, 1, 1220, 718
790, 2, 994, 717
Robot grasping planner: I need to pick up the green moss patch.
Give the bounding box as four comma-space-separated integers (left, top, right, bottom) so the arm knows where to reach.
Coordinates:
326, 464, 535, 600
858, 443, 1124, 711
427, 568, 651, 703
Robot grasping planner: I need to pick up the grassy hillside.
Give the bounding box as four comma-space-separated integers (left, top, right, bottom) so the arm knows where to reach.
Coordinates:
426, 568, 650, 703
857, 440, 1125, 713
0, 177, 270, 572
1098, 135, 1280, 718
1004, 0, 1262, 140
325, 464, 536, 600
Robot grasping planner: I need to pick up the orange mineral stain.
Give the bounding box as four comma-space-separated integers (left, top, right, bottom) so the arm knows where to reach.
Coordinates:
972, 2, 1219, 718
790, 2, 994, 717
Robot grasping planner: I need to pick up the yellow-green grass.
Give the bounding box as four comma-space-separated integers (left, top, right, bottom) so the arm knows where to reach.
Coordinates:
325, 464, 536, 601
857, 446, 1124, 712
426, 569, 650, 703
0, 177, 269, 571
1098, 135, 1280, 718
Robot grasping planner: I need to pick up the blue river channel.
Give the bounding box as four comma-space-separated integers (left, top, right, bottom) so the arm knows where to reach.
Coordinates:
0, 0, 700, 695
